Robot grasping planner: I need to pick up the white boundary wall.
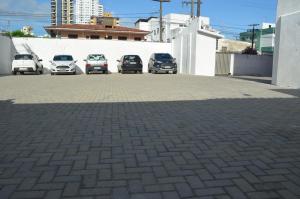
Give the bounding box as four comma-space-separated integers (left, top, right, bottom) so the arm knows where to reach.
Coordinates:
273, 0, 300, 88
215, 53, 273, 77
233, 54, 273, 76
0, 35, 16, 75
12, 38, 172, 73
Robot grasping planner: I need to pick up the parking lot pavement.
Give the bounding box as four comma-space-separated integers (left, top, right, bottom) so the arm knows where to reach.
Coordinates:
0, 74, 299, 199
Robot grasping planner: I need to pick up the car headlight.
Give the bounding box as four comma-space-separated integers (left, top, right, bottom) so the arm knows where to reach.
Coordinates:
156, 61, 162, 64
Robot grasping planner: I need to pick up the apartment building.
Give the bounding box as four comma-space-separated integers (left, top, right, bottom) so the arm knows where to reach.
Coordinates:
75, 0, 103, 24
240, 23, 276, 54
99, 4, 104, 17
51, 0, 74, 25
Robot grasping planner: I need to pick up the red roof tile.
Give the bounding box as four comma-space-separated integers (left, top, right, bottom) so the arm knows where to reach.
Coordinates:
44, 24, 149, 34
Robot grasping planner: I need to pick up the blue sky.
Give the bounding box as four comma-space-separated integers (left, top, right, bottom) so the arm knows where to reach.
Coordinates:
0, 0, 277, 38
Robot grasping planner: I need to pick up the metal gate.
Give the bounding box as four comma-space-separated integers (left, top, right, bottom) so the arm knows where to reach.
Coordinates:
215, 52, 231, 75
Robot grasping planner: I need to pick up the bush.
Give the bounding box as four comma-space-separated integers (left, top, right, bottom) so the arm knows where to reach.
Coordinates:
8, 30, 34, 37
242, 47, 258, 55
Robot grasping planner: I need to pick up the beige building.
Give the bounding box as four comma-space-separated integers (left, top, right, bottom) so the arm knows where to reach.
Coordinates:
90, 12, 120, 27
51, 0, 74, 25
45, 24, 149, 41
217, 39, 251, 53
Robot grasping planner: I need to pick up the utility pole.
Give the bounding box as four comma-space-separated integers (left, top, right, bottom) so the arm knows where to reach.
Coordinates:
197, 0, 202, 17
152, 0, 171, 42
249, 24, 259, 50
182, 0, 198, 18
191, 0, 194, 18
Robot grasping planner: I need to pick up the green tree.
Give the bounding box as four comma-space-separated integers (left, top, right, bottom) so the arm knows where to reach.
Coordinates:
8, 30, 34, 37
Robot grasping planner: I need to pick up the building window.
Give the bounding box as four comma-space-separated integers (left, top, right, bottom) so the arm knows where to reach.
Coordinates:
91, 35, 100, 39
118, 36, 127, 41
105, 35, 112, 40
134, 37, 141, 41
68, 34, 78, 39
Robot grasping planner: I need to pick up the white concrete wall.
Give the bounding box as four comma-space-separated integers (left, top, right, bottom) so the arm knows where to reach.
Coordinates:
277, 0, 300, 19
0, 35, 15, 75
273, 0, 300, 88
232, 54, 273, 76
12, 38, 172, 74
173, 18, 222, 76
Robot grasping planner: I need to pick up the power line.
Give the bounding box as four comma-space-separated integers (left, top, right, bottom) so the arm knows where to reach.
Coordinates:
182, 0, 196, 18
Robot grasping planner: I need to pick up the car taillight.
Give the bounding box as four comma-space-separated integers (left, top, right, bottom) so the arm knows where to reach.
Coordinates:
86, 64, 91, 67
103, 63, 108, 67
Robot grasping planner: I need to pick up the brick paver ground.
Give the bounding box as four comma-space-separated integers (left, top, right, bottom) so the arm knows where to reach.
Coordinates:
0, 74, 299, 199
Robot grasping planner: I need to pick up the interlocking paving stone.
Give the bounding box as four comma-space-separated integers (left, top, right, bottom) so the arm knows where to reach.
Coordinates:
162, 191, 180, 199
0, 74, 300, 198
44, 190, 62, 199
0, 185, 16, 199
225, 186, 247, 199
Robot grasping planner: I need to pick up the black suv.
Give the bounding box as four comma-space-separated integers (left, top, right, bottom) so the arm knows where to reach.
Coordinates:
117, 55, 143, 74
148, 53, 177, 74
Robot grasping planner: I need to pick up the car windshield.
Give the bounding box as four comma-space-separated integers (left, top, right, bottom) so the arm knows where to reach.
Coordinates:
88, 54, 105, 61
155, 54, 172, 60
53, 55, 73, 61
124, 55, 140, 62
15, 54, 33, 60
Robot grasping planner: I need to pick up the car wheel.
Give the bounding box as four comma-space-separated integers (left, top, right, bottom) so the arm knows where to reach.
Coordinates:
121, 70, 125, 74
173, 71, 177, 74
40, 69, 44, 74
20, 72, 24, 75
12, 71, 17, 75
86, 70, 89, 75
148, 69, 151, 73
73, 71, 76, 75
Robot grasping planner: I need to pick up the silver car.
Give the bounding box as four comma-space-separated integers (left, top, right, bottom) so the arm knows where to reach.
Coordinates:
50, 55, 77, 75
84, 54, 108, 74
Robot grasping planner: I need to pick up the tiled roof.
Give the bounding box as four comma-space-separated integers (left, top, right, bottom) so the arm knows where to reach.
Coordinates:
44, 24, 149, 34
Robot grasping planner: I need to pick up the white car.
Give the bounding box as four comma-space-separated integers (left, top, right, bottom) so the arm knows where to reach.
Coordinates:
50, 55, 77, 75
84, 54, 108, 74
12, 54, 43, 75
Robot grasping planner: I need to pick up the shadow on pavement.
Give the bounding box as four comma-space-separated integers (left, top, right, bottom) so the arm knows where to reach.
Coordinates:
233, 76, 272, 85
0, 98, 299, 198
271, 89, 300, 98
